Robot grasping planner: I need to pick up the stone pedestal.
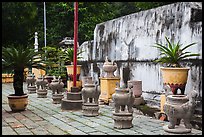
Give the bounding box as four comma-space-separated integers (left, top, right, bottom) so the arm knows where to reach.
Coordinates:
61, 87, 83, 110
82, 103, 99, 116
113, 112, 133, 129
52, 94, 64, 104
37, 89, 47, 98
99, 77, 120, 103
28, 86, 36, 94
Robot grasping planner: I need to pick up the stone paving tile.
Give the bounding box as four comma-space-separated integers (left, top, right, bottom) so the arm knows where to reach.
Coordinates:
30, 126, 51, 135
88, 131, 107, 135
43, 124, 67, 135
14, 127, 34, 135
2, 126, 18, 135
2, 83, 202, 135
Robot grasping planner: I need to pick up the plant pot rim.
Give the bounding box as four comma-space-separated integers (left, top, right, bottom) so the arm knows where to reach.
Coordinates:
160, 67, 190, 70
8, 94, 28, 99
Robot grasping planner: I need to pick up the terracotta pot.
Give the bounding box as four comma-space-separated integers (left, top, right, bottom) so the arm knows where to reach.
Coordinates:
127, 80, 142, 97
7, 94, 28, 111
160, 67, 190, 95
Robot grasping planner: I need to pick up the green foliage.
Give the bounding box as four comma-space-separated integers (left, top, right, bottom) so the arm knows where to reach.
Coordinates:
2, 45, 42, 96
2, 2, 37, 47
153, 36, 200, 67
61, 48, 83, 63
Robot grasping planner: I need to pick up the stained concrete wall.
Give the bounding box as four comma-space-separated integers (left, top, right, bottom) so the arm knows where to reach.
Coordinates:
78, 2, 202, 108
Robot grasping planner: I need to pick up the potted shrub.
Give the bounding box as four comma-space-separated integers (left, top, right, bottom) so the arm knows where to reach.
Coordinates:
2, 45, 42, 111
153, 36, 200, 95
41, 46, 59, 84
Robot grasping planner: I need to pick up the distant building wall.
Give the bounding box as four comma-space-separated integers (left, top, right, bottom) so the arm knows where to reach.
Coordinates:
79, 2, 202, 108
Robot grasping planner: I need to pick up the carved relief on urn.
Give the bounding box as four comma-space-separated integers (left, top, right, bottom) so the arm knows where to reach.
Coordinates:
102, 56, 117, 78
163, 89, 198, 134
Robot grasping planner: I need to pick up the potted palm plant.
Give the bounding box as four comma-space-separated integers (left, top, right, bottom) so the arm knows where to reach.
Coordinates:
153, 36, 200, 95
62, 47, 83, 91
2, 45, 42, 111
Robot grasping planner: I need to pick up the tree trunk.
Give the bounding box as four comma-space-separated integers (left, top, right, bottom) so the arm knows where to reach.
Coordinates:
13, 68, 24, 96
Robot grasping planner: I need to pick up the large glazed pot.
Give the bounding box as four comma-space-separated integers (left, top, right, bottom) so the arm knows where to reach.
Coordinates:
163, 90, 198, 133
161, 67, 190, 95
66, 65, 81, 81
8, 94, 28, 111
102, 56, 117, 78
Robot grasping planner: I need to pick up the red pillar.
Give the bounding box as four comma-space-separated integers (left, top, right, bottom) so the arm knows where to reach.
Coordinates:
73, 2, 78, 87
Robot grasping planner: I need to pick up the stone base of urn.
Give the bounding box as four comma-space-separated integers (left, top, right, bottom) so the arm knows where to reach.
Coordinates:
112, 112, 133, 129
52, 94, 64, 104
37, 89, 47, 98
163, 124, 192, 134
82, 103, 99, 117
27, 86, 36, 94
61, 87, 83, 110
133, 96, 145, 106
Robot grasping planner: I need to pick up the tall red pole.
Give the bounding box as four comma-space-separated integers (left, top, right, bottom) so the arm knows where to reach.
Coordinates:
73, 2, 78, 87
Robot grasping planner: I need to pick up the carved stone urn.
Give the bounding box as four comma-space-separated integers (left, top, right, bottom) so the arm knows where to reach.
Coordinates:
112, 84, 134, 129
81, 82, 101, 116
26, 73, 36, 93
49, 76, 64, 104
36, 76, 48, 98
102, 56, 117, 78
163, 90, 198, 134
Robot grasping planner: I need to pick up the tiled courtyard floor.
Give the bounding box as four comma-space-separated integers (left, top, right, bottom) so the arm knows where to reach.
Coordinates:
2, 83, 202, 135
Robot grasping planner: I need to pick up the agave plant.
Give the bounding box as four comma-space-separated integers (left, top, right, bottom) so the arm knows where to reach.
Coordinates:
2, 45, 42, 96
153, 36, 200, 67
62, 48, 83, 64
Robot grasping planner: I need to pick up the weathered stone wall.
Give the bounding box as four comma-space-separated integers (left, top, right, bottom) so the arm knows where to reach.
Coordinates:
78, 2, 202, 108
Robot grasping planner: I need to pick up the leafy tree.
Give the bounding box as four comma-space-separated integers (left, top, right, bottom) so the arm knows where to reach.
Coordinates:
2, 2, 37, 48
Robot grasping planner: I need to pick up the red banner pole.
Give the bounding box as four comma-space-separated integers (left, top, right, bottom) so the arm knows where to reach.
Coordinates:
73, 2, 78, 87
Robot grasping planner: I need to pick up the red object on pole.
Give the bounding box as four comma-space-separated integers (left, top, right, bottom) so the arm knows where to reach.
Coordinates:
73, 2, 78, 87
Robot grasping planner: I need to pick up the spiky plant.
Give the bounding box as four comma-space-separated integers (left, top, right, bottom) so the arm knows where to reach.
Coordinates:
2, 45, 42, 96
153, 36, 200, 67
62, 48, 83, 63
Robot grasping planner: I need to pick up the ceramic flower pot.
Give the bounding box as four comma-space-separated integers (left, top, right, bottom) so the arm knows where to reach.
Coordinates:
66, 65, 81, 81
7, 94, 28, 111
160, 67, 190, 95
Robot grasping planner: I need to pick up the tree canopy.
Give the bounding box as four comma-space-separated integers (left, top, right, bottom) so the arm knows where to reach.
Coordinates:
2, 2, 172, 49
